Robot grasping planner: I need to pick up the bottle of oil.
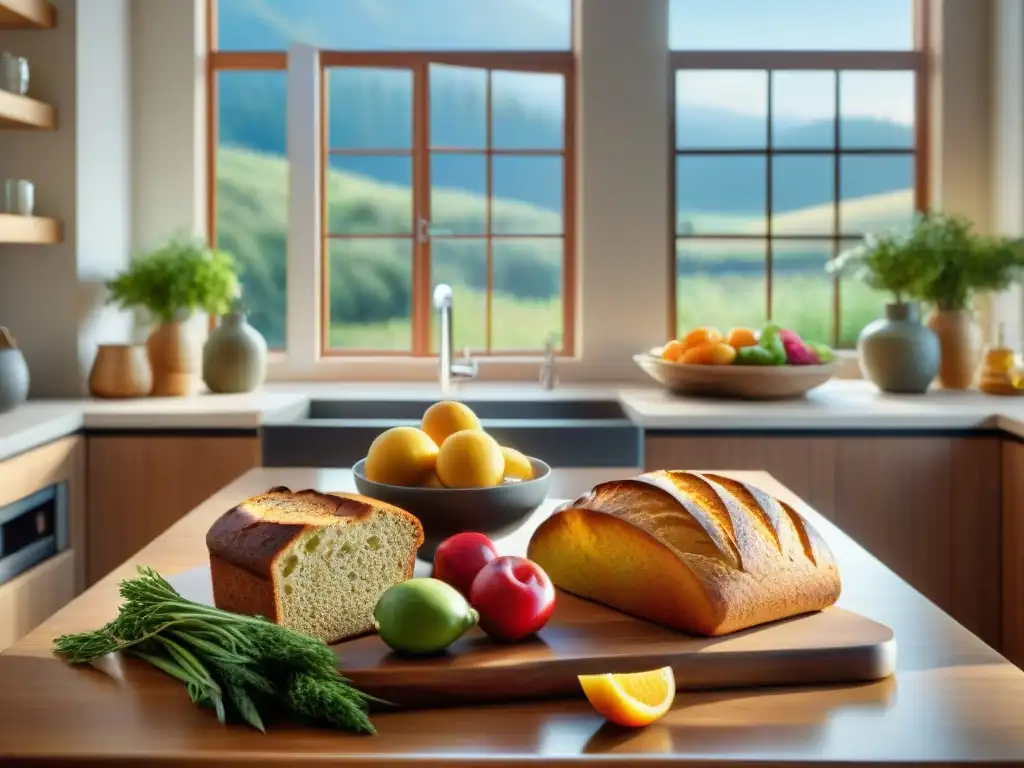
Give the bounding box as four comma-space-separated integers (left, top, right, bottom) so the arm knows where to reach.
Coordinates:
979, 323, 1019, 395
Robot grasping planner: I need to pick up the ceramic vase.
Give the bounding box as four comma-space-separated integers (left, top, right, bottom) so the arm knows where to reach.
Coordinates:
858, 302, 940, 394
89, 344, 152, 399
202, 311, 268, 393
146, 316, 198, 397
926, 309, 983, 390
0, 326, 29, 414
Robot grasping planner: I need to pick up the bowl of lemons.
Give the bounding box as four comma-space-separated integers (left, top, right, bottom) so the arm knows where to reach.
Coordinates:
352, 401, 552, 558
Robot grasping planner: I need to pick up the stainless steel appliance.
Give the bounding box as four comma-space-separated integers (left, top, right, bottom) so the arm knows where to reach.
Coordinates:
0, 483, 68, 586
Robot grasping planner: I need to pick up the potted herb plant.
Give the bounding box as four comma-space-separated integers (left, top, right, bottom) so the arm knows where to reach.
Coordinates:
828, 224, 942, 393
106, 236, 239, 396
910, 212, 1024, 389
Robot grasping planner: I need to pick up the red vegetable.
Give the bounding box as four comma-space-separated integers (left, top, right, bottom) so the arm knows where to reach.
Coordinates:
469, 555, 556, 642
433, 532, 499, 598
782, 338, 819, 365
778, 328, 804, 346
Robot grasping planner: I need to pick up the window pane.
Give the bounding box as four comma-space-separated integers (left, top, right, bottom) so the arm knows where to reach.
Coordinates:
326, 156, 413, 235
771, 156, 835, 236
840, 72, 915, 149
676, 71, 766, 150
216, 0, 572, 51
326, 68, 412, 151
492, 156, 563, 235
676, 239, 767, 336
492, 71, 564, 150
772, 71, 835, 150
838, 238, 889, 348
215, 69, 288, 349
839, 155, 915, 236
771, 239, 834, 346
430, 239, 487, 353
676, 155, 766, 236
431, 154, 487, 235
669, 0, 913, 50
492, 239, 563, 350
327, 239, 412, 351
430, 64, 486, 149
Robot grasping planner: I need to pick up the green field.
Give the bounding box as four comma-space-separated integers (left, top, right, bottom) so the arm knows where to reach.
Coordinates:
217, 147, 905, 351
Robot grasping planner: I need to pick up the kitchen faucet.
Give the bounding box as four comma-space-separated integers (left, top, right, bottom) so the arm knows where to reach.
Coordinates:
539, 334, 559, 390
433, 283, 478, 392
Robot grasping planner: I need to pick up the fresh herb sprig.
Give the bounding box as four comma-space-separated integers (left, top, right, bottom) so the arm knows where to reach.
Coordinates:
52, 566, 377, 734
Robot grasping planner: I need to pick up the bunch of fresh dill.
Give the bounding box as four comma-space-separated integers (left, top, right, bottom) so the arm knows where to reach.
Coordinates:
52, 566, 377, 734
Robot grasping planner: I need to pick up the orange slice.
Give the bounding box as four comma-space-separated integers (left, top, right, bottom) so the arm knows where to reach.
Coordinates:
578, 666, 676, 727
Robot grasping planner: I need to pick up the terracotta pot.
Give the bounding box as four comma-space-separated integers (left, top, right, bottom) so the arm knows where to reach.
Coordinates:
146, 321, 198, 397
926, 309, 983, 390
88, 344, 152, 399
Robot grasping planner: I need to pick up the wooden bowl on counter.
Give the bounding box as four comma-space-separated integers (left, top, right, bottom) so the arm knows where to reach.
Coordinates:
634, 348, 838, 400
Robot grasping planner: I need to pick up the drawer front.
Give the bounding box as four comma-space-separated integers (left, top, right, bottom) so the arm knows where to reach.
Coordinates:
0, 550, 75, 653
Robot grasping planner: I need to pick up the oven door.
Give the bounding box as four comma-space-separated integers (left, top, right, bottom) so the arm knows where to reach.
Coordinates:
0, 483, 68, 586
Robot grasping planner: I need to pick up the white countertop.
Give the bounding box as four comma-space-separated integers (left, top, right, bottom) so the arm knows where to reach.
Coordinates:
1, 379, 1023, 464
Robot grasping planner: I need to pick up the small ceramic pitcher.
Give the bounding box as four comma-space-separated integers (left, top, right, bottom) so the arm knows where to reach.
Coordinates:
0, 326, 30, 413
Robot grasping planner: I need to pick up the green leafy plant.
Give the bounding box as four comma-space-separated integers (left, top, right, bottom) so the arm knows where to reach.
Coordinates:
106, 236, 240, 324
907, 212, 1024, 311
828, 222, 942, 304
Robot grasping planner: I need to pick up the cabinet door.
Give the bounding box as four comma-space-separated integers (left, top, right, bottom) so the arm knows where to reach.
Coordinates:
644, 436, 838, 515
1003, 440, 1024, 666
86, 435, 260, 585
833, 436, 1001, 648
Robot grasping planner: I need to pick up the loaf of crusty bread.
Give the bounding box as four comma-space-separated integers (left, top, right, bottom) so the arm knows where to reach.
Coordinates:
526, 470, 840, 636
206, 486, 424, 644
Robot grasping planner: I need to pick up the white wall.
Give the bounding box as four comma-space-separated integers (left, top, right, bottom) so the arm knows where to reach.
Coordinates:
990, 0, 1024, 349
0, 0, 133, 397
76, 0, 133, 377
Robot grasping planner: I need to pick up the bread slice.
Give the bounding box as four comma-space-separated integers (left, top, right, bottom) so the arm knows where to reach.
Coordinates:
526, 470, 841, 636
205, 486, 424, 644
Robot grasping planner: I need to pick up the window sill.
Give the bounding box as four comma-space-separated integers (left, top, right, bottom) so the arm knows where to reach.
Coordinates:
263, 349, 866, 383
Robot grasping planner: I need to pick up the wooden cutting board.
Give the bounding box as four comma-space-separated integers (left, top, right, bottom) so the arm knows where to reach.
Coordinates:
167, 566, 895, 708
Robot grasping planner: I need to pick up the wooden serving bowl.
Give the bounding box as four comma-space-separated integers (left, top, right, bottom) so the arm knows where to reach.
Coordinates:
634, 348, 838, 400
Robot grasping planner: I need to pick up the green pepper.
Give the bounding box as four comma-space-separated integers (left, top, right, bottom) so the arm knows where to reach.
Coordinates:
734, 345, 779, 366
807, 341, 836, 364
756, 323, 788, 365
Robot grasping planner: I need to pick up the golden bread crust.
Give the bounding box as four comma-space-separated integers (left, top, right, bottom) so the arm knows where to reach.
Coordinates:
527, 470, 841, 636
205, 486, 424, 579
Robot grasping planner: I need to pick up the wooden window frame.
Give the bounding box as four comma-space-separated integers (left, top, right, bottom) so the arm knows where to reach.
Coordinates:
666, 0, 931, 348
204, 1, 577, 360
318, 51, 576, 358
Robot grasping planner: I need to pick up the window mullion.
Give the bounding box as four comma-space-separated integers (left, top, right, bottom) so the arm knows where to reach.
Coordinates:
285, 42, 322, 369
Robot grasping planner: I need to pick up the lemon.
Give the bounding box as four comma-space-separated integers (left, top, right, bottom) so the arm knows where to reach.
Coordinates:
421, 401, 483, 446
436, 430, 505, 489
421, 471, 446, 488
501, 446, 534, 481
365, 426, 439, 487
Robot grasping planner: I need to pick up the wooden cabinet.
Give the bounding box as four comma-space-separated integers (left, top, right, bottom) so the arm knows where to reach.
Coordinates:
644, 435, 838, 514
0, 436, 85, 652
86, 435, 261, 586
645, 433, 1003, 649
1003, 440, 1024, 666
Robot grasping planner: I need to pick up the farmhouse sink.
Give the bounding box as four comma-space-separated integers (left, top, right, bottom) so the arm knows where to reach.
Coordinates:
261, 399, 642, 468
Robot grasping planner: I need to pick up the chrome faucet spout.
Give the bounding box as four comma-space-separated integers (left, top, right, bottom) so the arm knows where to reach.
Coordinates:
434, 283, 477, 392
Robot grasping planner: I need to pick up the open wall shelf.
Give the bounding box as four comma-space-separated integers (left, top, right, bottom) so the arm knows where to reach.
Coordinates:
0, 214, 61, 244
0, 90, 55, 129
0, 0, 55, 29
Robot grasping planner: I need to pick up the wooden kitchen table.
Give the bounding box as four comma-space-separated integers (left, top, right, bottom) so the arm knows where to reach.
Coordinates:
2, 467, 1024, 767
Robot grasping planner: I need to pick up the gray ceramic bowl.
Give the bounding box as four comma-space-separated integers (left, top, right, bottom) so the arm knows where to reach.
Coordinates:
352, 457, 552, 560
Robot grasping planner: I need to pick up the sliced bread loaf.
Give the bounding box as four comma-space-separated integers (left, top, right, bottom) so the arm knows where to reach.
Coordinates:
206, 486, 424, 644
527, 470, 841, 636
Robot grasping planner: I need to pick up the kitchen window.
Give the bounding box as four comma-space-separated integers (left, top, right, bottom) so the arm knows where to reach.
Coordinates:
668, 0, 929, 348
206, 1, 576, 360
